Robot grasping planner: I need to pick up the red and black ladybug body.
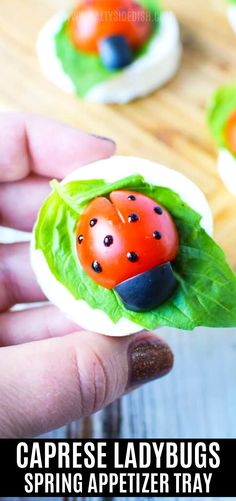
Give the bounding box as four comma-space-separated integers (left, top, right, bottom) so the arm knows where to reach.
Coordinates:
76, 190, 179, 312
68, 0, 152, 70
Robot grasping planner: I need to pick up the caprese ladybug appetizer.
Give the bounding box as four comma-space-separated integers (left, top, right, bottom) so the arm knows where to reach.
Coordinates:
208, 83, 236, 196
31, 156, 236, 336
37, 0, 182, 103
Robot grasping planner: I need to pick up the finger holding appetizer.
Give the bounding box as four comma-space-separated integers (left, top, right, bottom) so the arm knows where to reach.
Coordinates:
31, 156, 236, 337
37, 0, 182, 103
0, 114, 177, 438
208, 83, 236, 197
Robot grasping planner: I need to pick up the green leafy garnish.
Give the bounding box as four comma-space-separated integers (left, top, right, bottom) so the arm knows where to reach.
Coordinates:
207, 83, 236, 150
35, 174, 236, 330
54, 0, 161, 98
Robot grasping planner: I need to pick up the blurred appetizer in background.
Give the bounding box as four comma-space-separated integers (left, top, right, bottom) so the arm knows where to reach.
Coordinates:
31, 156, 236, 337
37, 0, 182, 103
227, 0, 236, 34
208, 83, 236, 197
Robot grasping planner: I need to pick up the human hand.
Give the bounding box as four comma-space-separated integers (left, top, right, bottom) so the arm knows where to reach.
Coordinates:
0, 113, 173, 438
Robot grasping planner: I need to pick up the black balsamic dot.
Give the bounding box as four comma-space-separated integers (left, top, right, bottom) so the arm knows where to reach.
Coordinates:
104, 235, 113, 247
92, 260, 102, 273
128, 213, 139, 223
78, 234, 84, 244
154, 206, 163, 215
153, 231, 162, 240
90, 218, 98, 227
128, 195, 136, 201
127, 251, 139, 263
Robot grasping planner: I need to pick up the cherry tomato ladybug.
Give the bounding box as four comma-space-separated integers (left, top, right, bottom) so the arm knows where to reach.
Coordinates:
68, 0, 152, 54
76, 190, 179, 312
224, 109, 236, 154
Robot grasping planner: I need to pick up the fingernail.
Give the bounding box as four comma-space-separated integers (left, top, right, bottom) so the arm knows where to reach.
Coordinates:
92, 134, 116, 144
128, 338, 174, 388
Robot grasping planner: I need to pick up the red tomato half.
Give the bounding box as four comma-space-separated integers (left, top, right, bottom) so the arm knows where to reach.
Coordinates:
68, 0, 152, 54
76, 190, 179, 289
224, 109, 236, 154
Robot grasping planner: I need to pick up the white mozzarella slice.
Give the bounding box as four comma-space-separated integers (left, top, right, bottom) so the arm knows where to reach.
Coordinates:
37, 11, 75, 94
31, 156, 213, 336
37, 11, 181, 104
227, 5, 236, 35
218, 148, 236, 197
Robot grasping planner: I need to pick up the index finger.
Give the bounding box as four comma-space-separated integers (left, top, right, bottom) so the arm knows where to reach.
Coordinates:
0, 112, 116, 182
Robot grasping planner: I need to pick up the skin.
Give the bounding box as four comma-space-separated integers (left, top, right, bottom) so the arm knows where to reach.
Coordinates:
0, 113, 173, 438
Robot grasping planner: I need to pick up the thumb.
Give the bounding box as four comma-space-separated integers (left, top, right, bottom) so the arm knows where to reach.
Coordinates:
0, 330, 173, 437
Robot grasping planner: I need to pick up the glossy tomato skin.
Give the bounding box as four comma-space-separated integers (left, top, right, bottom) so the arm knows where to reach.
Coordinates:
68, 0, 152, 54
224, 110, 236, 154
76, 190, 179, 289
